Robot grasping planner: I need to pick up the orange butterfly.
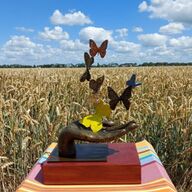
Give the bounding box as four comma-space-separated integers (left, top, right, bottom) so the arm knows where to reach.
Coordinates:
89, 39, 108, 58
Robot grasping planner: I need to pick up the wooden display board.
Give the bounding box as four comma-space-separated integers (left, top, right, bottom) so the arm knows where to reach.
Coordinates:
16, 140, 177, 192
42, 143, 141, 185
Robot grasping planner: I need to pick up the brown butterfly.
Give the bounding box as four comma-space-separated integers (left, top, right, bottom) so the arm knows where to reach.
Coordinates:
89, 39, 108, 58
89, 75, 105, 94
80, 52, 94, 82
107, 86, 132, 110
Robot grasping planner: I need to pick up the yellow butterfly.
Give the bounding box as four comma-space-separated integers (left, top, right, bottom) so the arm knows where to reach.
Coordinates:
95, 99, 111, 118
80, 99, 111, 133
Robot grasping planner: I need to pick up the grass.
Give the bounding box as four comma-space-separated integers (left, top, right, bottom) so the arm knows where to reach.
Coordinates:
0, 67, 192, 191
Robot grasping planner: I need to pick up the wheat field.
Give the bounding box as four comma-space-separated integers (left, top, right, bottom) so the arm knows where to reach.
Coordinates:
0, 67, 191, 192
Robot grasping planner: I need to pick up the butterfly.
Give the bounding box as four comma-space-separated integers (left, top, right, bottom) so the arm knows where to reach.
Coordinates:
89, 39, 108, 58
80, 114, 103, 133
89, 75, 104, 94
95, 99, 111, 118
107, 86, 132, 110
80, 99, 111, 133
80, 52, 94, 82
126, 74, 141, 87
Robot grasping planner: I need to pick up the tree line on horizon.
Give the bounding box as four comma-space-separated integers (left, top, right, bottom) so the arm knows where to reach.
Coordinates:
0, 62, 192, 68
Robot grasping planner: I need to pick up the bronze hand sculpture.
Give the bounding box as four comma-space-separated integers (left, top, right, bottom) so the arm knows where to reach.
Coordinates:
58, 41, 141, 158
58, 120, 138, 157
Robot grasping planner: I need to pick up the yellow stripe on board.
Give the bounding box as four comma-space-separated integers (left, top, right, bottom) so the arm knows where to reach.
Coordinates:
17, 184, 176, 192
138, 150, 159, 159
17, 178, 176, 192
136, 140, 156, 152
16, 187, 34, 192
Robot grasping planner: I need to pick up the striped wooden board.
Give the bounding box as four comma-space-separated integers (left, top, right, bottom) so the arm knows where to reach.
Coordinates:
16, 140, 177, 192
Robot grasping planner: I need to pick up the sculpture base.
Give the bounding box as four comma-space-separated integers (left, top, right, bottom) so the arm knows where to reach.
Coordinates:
42, 143, 141, 185
48, 143, 108, 162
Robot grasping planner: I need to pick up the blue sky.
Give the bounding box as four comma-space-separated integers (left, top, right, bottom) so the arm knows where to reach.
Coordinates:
0, 0, 192, 65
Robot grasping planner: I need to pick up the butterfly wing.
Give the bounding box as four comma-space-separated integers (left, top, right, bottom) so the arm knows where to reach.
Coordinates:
80, 69, 91, 82
135, 82, 142, 87
80, 114, 103, 133
98, 40, 108, 58
89, 39, 98, 57
84, 52, 94, 70
126, 74, 135, 87
95, 75, 104, 93
95, 99, 111, 118
121, 98, 131, 110
89, 114, 103, 133
107, 86, 120, 110
126, 74, 142, 87
89, 79, 96, 91
89, 75, 104, 93
130, 74, 136, 82
120, 86, 132, 110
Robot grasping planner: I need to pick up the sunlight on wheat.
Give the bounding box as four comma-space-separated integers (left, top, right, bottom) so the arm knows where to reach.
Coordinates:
0, 67, 191, 192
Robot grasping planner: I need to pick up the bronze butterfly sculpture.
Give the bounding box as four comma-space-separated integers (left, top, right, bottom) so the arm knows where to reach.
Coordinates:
58, 39, 140, 157
80, 52, 94, 82
89, 39, 108, 58
126, 74, 142, 87
108, 74, 142, 110
107, 86, 132, 110
89, 75, 105, 94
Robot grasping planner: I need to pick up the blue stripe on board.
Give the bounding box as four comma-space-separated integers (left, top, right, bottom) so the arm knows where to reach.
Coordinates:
38, 157, 47, 164
140, 154, 162, 166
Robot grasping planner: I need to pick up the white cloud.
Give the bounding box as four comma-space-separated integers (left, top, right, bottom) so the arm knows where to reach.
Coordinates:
50, 10, 93, 25
15, 27, 34, 32
169, 36, 192, 48
4, 35, 36, 49
139, 1, 148, 12
137, 45, 176, 63
159, 22, 185, 34
149, 45, 174, 57
132, 27, 143, 33
39, 26, 69, 41
116, 28, 128, 38
1, 36, 62, 64
1, 31, 192, 65
138, 33, 167, 46
79, 26, 113, 43
138, 0, 192, 24
153, 45, 173, 56
0, 36, 89, 65
60, 39, 87, 51
111, 40, 140, 53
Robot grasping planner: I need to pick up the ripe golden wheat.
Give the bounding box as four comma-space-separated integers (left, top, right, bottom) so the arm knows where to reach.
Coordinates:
0, 67, 191, 192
